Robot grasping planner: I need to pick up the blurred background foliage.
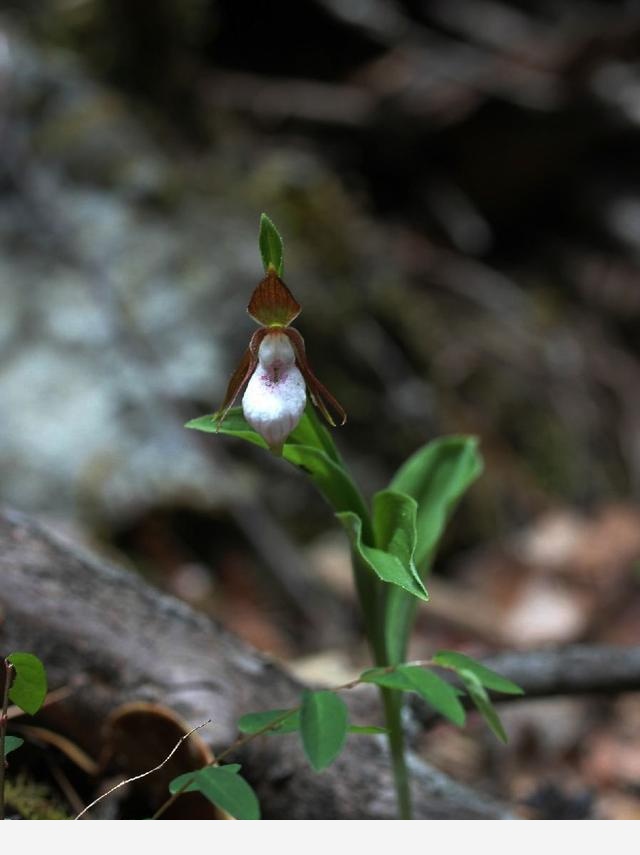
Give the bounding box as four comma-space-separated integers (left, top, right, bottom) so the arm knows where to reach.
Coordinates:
3, 0, 640, 819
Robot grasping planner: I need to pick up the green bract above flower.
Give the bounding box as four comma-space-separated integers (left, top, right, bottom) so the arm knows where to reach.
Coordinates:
215, 269, 346, 453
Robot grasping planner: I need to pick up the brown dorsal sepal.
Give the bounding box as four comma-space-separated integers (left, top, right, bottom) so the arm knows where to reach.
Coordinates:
247, 269, 301, 327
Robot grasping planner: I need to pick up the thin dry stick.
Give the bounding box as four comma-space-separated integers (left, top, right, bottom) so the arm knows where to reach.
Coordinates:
151, 709, 298, 819
74, 719, 212, 820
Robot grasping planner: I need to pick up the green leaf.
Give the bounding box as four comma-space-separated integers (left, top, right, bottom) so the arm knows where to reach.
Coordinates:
169, 766, 260, 820
397, 666, 465, 726
259, 213, 284, 276
185, 409, 268, 449
187, 406, 370, 530
459, 670, 508, 743
237, 709, 300, 734
7, 653, 47, 715
187, 405, 338, 459
384, 437, 483, 663
299, 690, 349, 772
433, 651, 523, 695
360, 667, 413, 691
3, 736, 24, 757
286, 447, 370, 525
337, 511, 428, 600
373, 491, 424, 589
372, 490, 427, 657
390, 436, 483, 568
289, 403, 342, 465
361, 666, 465, 726
348, 725, 388, 735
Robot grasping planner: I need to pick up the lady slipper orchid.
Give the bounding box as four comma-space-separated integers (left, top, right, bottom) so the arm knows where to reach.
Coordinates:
215, 269, 346, 454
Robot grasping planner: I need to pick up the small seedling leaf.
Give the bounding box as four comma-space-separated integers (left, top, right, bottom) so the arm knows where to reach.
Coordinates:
7, 652, 47, 715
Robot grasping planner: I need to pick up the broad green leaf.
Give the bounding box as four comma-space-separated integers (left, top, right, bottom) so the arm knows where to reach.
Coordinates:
397, 666, 465, 726
390, 436, 483, 568
299, 690, 349, 772
169, 766, 260, 820
373, 490, 424, 590
433, 651, 523, 695
187, 406, 338, 459
186, 410, 268, 449
187, 407, 369, 530
259, 213, 284, 276
384, 437, 482, 664
237, 709, 300, 734
459, 670, 507, 743
3, 736, 24, 757
373, 490, 427, 659
348, 725, 388, 735
373, 490, 416, 560
7, 653, 47, 715
337, 512, 428, 600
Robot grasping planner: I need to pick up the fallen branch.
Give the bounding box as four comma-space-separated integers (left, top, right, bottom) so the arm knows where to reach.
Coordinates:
0, 508, 511, 819
480, 645, 640, 699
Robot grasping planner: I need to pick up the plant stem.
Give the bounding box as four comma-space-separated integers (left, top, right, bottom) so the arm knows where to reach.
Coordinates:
0, 660, 14, 821
380, 686, 412, 819
352, 554, 413, 818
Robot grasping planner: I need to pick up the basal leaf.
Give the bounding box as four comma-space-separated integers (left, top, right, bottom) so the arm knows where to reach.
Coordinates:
299, 690, 349, 772
384, 437, 482, 663
390, 436, 483, 568
169, 766, 260, 820
433, 651, 523, 695
7, 652, 47, 715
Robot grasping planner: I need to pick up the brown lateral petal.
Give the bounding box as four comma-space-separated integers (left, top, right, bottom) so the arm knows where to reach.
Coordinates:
284, 327, 347, 427
214, 328, 267, 427
247, 269, 301, 327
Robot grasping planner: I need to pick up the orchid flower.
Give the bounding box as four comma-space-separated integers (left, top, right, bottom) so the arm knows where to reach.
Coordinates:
215, 268, 346, 454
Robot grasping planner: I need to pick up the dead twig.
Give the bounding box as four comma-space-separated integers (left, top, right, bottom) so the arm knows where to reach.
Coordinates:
74, 719, 212, 820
